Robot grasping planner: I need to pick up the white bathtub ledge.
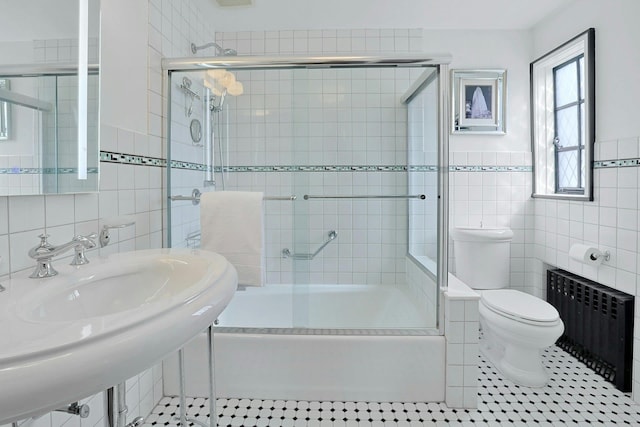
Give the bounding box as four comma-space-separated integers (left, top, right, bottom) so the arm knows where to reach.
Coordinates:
443, 273, 480, 300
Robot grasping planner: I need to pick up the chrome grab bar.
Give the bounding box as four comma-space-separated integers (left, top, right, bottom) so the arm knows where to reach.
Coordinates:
266, 195, 297, 200
303, 194, 426, 200
170, 189, 297, 205
282, 230, 337, 260
170, 188, 202, 205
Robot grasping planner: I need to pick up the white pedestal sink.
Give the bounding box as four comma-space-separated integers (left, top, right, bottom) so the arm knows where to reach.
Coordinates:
0, 248, 237, 424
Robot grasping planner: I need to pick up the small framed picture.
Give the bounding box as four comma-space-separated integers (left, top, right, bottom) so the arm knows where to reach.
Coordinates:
452, 70, 506, 134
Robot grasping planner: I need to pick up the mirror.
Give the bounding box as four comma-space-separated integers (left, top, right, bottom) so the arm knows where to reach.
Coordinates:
190, 119, 202, 144
0, 0, 100, 195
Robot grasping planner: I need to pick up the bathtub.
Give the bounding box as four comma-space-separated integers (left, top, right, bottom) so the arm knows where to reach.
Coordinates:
163, 283, 445, 402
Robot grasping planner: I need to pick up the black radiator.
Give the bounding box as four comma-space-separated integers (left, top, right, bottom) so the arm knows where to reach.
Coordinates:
547, 269, 634, 392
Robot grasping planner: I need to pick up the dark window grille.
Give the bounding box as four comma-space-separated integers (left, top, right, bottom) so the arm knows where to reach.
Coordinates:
553, 54, 585, 194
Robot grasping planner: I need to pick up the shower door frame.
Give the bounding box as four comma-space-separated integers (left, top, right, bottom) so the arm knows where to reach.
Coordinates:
163, 54, 451, 331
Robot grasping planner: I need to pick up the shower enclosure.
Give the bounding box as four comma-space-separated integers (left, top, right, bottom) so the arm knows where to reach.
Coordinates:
163, 54, 450, 401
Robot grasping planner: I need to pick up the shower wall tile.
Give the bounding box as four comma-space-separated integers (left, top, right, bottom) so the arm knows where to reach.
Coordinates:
186, 29, 425, 286
153, 0, 217, 248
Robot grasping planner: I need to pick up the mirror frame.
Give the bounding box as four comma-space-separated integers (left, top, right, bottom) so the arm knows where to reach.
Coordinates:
451, 69, 506, 134
530, 28, 595, 201
0, 79, 9, 140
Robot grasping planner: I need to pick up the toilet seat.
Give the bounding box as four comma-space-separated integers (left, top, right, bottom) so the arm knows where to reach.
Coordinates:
481, 290, 560, 325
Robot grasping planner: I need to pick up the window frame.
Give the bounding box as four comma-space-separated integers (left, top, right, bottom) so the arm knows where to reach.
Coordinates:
553, 55, 585, 194
530, 28, 595, 201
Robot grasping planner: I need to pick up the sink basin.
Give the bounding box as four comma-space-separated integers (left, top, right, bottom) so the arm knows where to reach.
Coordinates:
0, 248, 237, 423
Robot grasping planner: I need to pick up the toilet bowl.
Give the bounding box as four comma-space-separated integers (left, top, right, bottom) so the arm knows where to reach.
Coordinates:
479, 289, 564, 387
451, 226, 564, 387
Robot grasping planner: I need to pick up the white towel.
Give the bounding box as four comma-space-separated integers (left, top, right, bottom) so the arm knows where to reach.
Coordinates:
200, 191, 265, 286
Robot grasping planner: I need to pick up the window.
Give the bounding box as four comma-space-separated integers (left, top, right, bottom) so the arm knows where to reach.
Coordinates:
531, 29, 595, 200
554, 55, 585, 193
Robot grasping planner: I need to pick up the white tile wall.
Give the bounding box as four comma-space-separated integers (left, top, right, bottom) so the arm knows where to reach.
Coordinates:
531, 135, 640, 402
449, 151, 535, 293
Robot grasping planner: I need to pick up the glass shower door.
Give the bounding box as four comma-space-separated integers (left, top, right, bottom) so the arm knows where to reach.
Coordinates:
289, 65, 441, 331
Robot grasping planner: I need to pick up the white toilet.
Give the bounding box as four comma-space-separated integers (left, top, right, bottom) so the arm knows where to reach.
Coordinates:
451, 226, 564, 387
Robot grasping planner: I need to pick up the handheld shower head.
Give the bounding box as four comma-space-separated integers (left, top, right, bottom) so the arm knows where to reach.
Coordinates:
190, 42, 237, 56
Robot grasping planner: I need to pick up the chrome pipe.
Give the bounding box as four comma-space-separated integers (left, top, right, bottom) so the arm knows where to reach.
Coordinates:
162, 54, 452, 71
265, 195, 297, 200
170, 192, 296, 203
117, 383, 127, 427
179, 83, 201, 100
303, 194, 425, 200
178, 349, 188, 427
175, 348, 210, 427
437, 63, 450, 298
106, 388, 115, 427
54, 402, 90, 418
0, 63, 99, 77
191, 42, 237, 56
207, 326, 217, 427
0, 87, 53, 111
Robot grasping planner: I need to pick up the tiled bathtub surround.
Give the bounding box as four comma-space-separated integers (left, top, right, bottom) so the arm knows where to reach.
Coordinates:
443, 275, 480, 409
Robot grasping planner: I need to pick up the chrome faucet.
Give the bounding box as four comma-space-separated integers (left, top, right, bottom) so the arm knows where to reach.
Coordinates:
28, 233, 97, 278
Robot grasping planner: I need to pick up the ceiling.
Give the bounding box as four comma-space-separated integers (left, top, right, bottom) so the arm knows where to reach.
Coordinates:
203, 0, 576, 32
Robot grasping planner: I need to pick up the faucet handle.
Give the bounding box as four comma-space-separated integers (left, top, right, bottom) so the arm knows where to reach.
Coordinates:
28, 233, 54, 259
38, 233, 52, 247
70, 233, 98, 266
73, 232, 98, 245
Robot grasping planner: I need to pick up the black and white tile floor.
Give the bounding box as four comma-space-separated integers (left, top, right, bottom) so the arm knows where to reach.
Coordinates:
144, 347, 640, 426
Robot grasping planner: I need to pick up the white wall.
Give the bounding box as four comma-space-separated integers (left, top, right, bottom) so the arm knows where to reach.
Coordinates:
100, 0, 148, 134
533, 0, 640, 141
423, 30, 532, 153
531, 0, 640, 402
424, 30, 535, 292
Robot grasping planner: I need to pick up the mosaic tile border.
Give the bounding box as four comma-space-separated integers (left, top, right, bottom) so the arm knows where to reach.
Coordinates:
98, 151, 535, 174
0, 167, 98, 175
99, 151, 210, 171
451, 165, 532, 172
219, 165, 532, 173
100, 151, 166, 167
224, 165, 415, 173
594, 158, 640, 168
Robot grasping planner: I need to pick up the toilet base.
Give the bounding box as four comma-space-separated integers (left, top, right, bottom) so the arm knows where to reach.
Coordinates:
478, 294, 564, 388
480, 336, 550, 388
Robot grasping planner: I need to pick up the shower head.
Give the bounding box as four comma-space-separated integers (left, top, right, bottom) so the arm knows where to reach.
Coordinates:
190, 42, 237, 56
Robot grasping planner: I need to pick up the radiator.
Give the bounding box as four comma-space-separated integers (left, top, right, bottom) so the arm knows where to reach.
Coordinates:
547, 269, 634, 392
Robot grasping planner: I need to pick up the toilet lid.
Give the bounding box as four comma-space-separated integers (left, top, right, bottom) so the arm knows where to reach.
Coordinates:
481, 290, 559, 323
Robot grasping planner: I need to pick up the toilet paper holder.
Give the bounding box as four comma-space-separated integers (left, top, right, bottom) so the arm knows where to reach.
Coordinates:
590, 250, 611, 262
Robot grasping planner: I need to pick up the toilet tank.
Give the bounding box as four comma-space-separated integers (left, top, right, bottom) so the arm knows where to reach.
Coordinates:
451, 226, 514, 290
